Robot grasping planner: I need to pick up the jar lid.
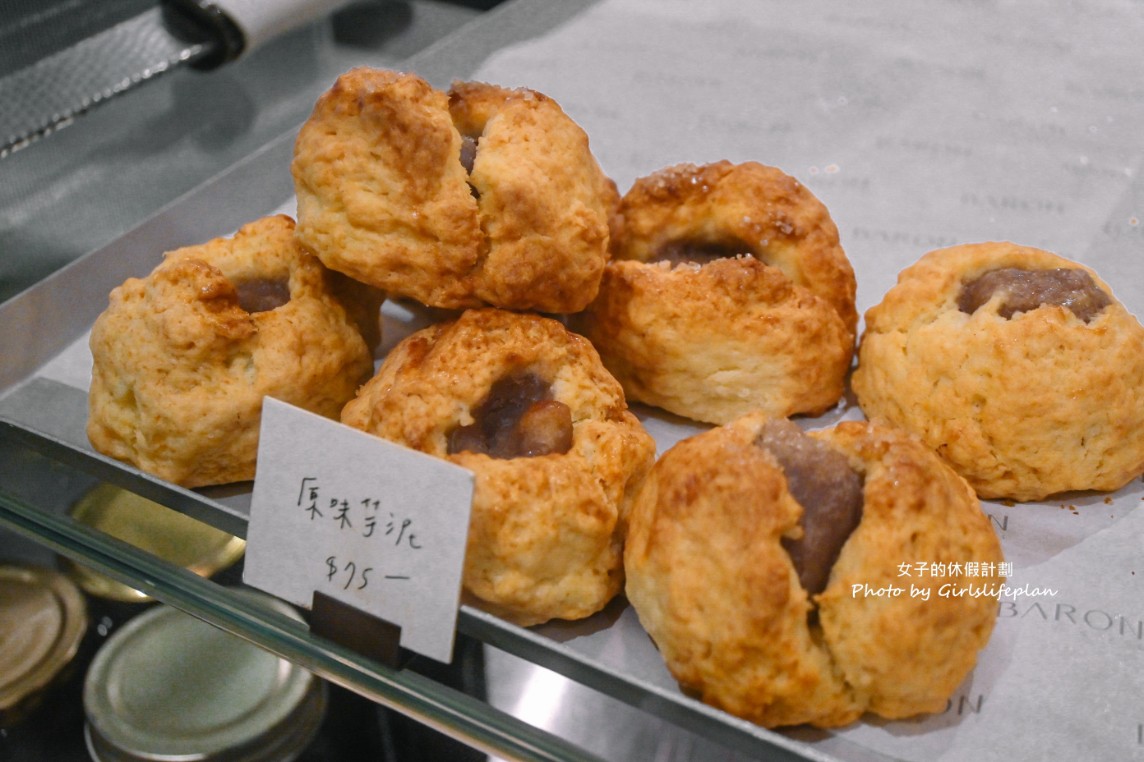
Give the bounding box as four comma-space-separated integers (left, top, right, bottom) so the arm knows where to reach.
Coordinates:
83, 591, 326, 762
65, 485, 246, 602
0, 564, 88, 725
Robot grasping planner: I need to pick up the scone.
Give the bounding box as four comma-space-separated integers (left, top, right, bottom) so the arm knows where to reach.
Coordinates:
624, 413, 1004, 728
340, 308, 657, 626
577, 161, 856, 424
292, 67, 618, 313
88, 215, 380, 488
852, 241, 1144, 501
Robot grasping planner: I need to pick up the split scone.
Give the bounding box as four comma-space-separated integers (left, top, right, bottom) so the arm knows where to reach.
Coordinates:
852, 241, 1144, 501
341, 308, 657, 626
88, 215, 380, 487
577, 161, 857, 424
625, 413, 1003, 728
292, 68, 618, 313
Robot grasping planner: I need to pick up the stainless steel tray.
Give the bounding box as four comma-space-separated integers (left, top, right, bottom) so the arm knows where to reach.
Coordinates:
5, 2, 1143, 759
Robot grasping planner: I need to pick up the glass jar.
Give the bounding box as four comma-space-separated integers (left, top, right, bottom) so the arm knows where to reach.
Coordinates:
83, 590, 326, 762
0, 563, 88, 727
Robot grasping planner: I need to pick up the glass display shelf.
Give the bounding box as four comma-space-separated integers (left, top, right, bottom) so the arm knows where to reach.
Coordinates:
0, 376, 824, 762
0, 430, 605, 762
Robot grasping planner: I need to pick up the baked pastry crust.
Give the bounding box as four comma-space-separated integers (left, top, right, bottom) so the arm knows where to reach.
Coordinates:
624, 413, 1003, 728
87, 215, 379, 487
340, 308, 656, 626
852, 241, 1144, 501
577, 161, 856, 424
292, 68, 618, 313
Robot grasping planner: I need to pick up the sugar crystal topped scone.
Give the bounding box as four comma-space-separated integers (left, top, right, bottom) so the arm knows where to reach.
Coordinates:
852, 242, 1144, 501
88, 215, 380, 488
576, 161, 857, 424
292, 67, 618, 313
340, 308, 657, 626
624, 413, 1003, 728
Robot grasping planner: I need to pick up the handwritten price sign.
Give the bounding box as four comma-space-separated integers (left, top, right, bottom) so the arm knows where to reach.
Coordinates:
244, 398, 474, 662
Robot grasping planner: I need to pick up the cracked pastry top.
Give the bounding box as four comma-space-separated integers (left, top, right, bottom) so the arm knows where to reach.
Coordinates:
87, 215, 381, 488
291, 68, 619, 313
576, 161, 857, 425
623, 413, 1003, 728
340, 308, 657, 627
852, 241, 1144, 501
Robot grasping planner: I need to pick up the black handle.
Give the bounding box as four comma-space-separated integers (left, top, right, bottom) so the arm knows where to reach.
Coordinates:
159, 0, 247, 70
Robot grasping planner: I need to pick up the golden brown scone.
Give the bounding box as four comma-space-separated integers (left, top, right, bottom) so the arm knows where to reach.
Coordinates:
292, 68, 618, 313
852, 242, 1144, 501
577, 161, 856, 424
88, 215, 379, 488
341, 308, 656, 626
624, 413, 1004, 728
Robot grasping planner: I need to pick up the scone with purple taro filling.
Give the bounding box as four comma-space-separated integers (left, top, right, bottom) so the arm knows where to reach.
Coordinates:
341, 308, 656, 626
87, 215, 380, 488
853, 241, 1144, 501
624, 413, 1003, 728
292, 68, 618, 313
577, 161, 856, 425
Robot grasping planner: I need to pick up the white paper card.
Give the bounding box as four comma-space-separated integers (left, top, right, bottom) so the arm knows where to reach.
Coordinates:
244, 397, 474, 663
